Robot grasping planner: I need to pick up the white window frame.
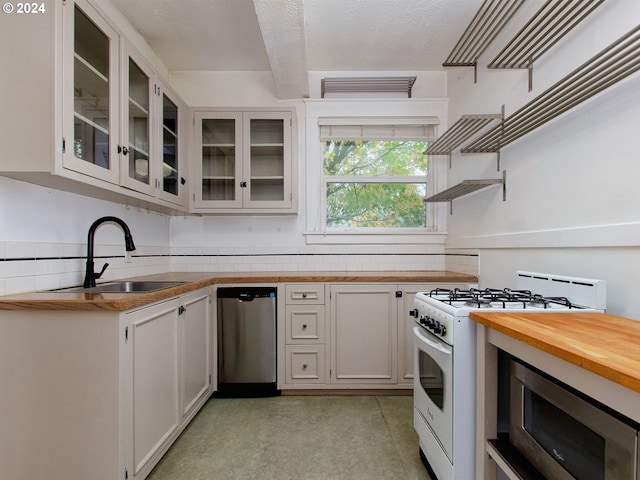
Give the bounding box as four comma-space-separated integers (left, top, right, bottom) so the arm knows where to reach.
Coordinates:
319, 117, 438, 235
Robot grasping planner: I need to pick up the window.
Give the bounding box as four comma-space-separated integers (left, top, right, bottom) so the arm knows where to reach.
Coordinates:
320, 118, 436, 230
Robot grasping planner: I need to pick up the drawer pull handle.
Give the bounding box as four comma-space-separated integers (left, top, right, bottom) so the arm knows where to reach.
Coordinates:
302, 323, 308, 329
302, 293, 307, 298
302, 363, 308, 369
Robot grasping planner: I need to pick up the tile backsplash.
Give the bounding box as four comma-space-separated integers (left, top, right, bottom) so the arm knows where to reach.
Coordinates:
0, 241, 170, 296
0, 241, 478, 296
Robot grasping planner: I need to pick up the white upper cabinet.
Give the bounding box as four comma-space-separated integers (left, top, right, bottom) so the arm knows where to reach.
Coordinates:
158, 86, 186, 204
120, 43, 188, 205
121, 45, 154, 195
0, 0, 188, 212
62, 0, 121, 184
193, 110, 296, 213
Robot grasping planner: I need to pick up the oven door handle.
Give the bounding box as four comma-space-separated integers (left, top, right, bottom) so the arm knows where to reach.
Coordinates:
414, 326, 452, 356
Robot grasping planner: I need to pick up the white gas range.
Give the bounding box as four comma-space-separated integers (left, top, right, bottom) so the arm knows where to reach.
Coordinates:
412, 271, 606, 480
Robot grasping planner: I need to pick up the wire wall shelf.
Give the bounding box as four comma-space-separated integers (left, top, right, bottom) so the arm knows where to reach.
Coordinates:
424, 172, 506, 215
425, 113, 503, 167
320, 76, 417, 98
463, 24, 640, 155
443, 0, 524, 82
488, 0, 606, 91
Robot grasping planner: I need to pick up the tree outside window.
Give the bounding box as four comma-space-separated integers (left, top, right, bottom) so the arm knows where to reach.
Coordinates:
323, 140, 429, 228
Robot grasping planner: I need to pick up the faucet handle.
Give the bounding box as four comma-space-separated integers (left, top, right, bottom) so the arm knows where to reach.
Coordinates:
95, 263, 109, 280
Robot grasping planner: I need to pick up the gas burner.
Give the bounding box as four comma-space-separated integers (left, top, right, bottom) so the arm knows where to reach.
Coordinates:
464, 298, 493, 308
529, 295, 549, 308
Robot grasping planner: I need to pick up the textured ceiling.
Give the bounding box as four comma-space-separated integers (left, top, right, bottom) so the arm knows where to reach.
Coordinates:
109, 0, 484, 98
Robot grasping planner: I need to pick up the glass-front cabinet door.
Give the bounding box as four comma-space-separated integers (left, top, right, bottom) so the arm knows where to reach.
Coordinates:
121, 47, 154, 195
63, 0, 120, 184
194, 111, 293, 212
243, 112, 292, 209
194, 112, 243, 209
160, 91, 180, 200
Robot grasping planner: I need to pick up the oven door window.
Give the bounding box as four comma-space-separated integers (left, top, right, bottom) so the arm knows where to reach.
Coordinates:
524, 388, 605, 480
419, 350, 444, 409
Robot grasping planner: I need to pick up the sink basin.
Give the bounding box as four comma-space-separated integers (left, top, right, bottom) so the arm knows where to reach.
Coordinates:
49, 281, 187, 294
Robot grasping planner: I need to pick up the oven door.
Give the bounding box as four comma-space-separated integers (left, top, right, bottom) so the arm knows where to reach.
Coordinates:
414, 325, 453, 461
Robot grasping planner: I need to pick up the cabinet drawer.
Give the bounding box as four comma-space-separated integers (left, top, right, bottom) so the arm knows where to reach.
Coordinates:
285, 305, 325, 344
285, 284, 325, 304
285, 346, 325, 384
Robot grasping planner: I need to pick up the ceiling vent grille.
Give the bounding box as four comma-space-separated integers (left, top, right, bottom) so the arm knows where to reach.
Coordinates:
321, 76, 417, 98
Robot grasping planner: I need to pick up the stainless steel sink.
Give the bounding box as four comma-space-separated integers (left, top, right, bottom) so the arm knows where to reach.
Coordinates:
49, 281, 187, 294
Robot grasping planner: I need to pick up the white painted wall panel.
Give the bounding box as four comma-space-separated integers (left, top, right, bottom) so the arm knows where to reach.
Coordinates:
445, 0, 640, 318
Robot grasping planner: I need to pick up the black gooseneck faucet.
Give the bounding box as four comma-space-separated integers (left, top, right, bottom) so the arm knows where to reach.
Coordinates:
83, 216, 136, 288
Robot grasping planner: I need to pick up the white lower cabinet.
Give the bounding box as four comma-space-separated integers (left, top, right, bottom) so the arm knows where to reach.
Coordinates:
127, 299, 180, 476
280, 282, 465, 390
330, 284, 398, 384
125, 288, 212, 479
179, 290, 211, 419
283, 284, 328, 386
0, 287, 212, 480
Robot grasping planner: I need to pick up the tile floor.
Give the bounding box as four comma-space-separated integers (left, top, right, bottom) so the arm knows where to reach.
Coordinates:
147, 395, 432, 480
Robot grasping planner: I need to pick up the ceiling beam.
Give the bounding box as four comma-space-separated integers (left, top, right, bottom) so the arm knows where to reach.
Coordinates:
253, 0, 309, 99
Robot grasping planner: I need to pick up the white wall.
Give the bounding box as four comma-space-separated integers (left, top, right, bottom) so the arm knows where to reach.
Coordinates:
444, 0, 640, 317
168, 70, 453, 273
0, 177, 171, 295
0, 3, 458, 296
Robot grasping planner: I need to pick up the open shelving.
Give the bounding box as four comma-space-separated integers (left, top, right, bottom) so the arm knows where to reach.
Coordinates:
424, 171, 506, 214
425, 113, 502, 167
464, 24, 640, 154
488, 0, 606, 91
321, 76, 417, 98
442, 0, 524, 82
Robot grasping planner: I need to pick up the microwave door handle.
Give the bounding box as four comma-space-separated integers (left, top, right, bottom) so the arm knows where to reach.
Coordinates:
414, 327, 451, 356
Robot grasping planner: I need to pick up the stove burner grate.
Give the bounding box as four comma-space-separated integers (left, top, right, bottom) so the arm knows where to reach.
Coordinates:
425, 287, 578, 309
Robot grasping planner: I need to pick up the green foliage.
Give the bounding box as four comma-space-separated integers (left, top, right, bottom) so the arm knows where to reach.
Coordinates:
323, 140, 428, 228
323, 140, 427, 176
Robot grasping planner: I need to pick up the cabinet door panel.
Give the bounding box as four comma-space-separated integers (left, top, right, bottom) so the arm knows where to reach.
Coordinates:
286, 305, 325, 343
330, 285, 397, 383
63, 0, 120, 184
285, 345, 326, 383
194, 112, 243, 208
158, 84, 186, 205
180, 291, 211, 417
121, 46, 154, 195
243, 112, 292, 209
128, 300, 179, 474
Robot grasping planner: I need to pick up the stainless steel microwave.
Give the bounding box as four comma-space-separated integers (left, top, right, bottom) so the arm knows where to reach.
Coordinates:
510, 360, 639, 480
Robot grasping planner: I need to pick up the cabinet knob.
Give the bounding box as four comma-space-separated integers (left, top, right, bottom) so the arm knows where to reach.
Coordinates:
302, 293, 307, 298
302, 323, 308, 329
302, 363, 308, 370
240, 181, 247, 188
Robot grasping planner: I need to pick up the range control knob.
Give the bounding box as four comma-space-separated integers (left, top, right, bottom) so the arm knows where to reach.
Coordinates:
409, 309, 419, 318
434, 323, 446, 336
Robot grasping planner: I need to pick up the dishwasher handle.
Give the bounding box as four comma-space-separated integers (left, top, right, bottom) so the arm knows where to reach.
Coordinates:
217, 286, 277, 301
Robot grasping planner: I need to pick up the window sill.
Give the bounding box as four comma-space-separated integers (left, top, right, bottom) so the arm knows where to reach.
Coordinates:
304, 230, 447, 245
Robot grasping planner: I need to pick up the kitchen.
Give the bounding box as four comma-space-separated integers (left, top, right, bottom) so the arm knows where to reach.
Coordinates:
1, 0, 640, 479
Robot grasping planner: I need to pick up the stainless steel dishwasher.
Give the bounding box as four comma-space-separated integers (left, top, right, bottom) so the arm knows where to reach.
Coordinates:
216, 287, 278, 397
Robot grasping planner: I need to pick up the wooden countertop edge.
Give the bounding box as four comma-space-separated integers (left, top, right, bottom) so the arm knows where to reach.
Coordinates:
0, 271, 477, 312
470, 311, 640, 394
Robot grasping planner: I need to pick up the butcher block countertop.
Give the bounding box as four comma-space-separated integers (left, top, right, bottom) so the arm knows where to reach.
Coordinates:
0, 270, 476, 312
470, 311, 640, 394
